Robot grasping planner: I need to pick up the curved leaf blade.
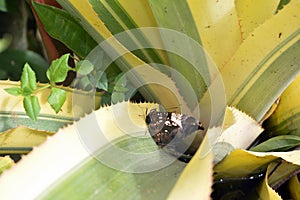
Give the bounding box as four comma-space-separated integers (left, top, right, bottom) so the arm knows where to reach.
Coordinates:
0, 102, 187, 199
265, 74, 300, 136
32, 2, 97, 59
23, 96, 40, 121
258, 163, 282, 200
288, 175, 300, 199
250, 135, 300, 152
187, 0, 242, 67
220, 0, 300, 120
149, 0, 208, 107
167, 135, 213, 200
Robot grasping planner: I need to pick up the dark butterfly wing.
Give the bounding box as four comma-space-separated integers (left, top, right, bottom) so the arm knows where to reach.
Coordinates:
146, 109, 168, 136
181, 114, 204, 135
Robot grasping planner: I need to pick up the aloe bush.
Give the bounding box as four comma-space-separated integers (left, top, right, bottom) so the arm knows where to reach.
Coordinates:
0, 0, 300, 199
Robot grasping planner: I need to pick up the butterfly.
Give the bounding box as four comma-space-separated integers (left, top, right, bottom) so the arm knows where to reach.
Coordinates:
145, 108, 204, 162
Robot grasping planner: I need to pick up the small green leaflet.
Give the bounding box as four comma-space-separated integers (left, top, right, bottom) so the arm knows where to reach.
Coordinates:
48, 87, 66, 113
21, 63, 37, 96
23, 96, 41, 121
46, 54, 71, 83
4, 87, 21, 96
250, 135, 300, 152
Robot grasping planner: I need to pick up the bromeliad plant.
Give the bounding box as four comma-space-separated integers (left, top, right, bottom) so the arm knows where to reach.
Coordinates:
0, 0, 300, 199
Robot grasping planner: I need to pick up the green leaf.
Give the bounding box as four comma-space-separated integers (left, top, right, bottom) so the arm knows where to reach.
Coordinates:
267, 160, 300, 189
149, 0, 208, 107
21, 63, 37, 96
75, 60, 94, 75
46, 54, 71, 83
32, 2, 97, 59
250, 135, 300, 152
48, 87, 67, 113
4, 87, 21, 96
89, 0, 165, 64
23, 96, 41, 121
288, 175, 300, 200
265, 75, 300, 136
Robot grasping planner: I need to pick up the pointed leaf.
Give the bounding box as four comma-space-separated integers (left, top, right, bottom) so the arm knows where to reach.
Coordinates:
89, 0, 166, 65
214, 149, 300, 179
32, 2, 97, 59
267, 161, 300, 189
4, 87, 21, 96
265, 74, 300, 136
258, 163, 282, 200
288, 175, 300, 199
48, 87, 67, 113
46, 54, 71, 83
21, 63, 37, 96
149, 0, 208, 107
23, 96, 40, 121
167, 135, 213, 200
209, 107, 263, 164
250, 135, 300, 152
